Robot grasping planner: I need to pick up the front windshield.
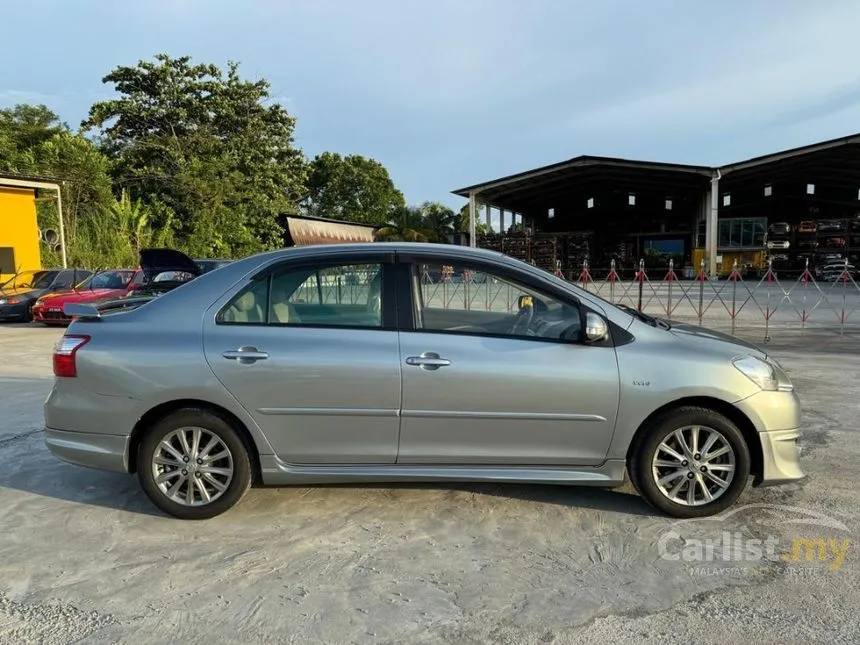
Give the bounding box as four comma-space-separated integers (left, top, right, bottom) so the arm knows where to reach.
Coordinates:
0, 270, 53, 290
75, 270, 134, 290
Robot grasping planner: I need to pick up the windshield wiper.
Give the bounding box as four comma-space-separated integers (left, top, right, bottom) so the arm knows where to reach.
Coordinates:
617, 304, 671, 329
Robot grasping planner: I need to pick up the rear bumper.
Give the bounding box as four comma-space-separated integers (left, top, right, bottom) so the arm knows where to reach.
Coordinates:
45, 427, 129, 473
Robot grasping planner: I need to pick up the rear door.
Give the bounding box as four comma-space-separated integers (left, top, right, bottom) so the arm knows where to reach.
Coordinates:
395, 257, 621, 466
203, 251, 402, 464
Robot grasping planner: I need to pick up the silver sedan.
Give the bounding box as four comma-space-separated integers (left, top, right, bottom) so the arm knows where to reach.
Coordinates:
44, 243, 803, 519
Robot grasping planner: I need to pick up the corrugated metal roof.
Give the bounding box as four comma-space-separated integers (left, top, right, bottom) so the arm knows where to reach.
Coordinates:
285, 216, 377, 245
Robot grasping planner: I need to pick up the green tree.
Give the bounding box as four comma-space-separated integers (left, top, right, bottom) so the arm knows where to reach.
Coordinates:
417, 201, 456, 243
376, 205, 429, 242
304, 151, 405, 225
0, 104, 116, 267
0, 104, 65, 166
455, 204, 488, 237
82, 53, 308, 256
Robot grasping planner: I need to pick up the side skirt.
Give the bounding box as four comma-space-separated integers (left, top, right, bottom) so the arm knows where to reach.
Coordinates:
259, 456, 627, 487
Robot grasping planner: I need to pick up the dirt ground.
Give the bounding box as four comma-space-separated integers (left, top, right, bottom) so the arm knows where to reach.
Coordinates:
0, 323, 858, 644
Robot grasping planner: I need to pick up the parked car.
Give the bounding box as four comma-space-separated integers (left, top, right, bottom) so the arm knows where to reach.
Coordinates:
767, 222, 791, 237
817, 219, 844, 233
820, 237, 847, 248
766, 240, 790, 249
93, 249, 203, 313
32, 269, 140, 325
0, 268, 92, 322
796, 221, 817, 234
820, 263, 856, 282
44, 243, 804, 520
32, 248, 201, 325
195, 258, 233, 274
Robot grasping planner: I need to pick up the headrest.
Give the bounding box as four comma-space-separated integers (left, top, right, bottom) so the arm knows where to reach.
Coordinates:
234, 291, 256, 312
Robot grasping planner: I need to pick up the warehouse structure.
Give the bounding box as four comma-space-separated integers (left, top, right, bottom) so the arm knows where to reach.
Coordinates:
0, 173, 66, 283
454, 133, 860, 278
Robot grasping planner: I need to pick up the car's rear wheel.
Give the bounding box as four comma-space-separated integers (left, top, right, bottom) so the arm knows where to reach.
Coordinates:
137, 408, 252, 519
629, 406, 750, 518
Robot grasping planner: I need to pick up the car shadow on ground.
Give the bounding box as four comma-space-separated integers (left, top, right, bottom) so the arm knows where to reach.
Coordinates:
0, 445, 165, 518
4, 446, 655, 519
259, 481, 656, 517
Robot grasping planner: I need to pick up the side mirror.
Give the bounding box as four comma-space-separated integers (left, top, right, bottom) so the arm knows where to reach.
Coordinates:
584, 312, 608, 343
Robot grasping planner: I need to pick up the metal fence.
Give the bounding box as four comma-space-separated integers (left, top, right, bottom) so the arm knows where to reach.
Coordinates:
419, 259, 860, 338
572, 259, 860, 337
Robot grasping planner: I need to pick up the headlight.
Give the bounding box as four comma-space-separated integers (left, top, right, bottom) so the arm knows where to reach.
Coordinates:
732, 355, 793, 392
0, 297, 19, 305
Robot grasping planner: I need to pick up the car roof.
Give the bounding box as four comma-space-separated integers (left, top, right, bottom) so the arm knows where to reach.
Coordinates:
250, 242, 507, 262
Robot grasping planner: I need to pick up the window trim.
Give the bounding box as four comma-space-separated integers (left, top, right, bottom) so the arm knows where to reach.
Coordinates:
397, 256, 591, 345
215, 255, 398, 331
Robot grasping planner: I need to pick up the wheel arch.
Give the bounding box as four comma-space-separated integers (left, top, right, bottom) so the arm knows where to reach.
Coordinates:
626, 396, 762, 479
129, 398, 263, 485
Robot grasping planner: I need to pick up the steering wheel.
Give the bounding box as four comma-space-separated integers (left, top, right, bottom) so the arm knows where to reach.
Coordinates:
510, 305, 534, 335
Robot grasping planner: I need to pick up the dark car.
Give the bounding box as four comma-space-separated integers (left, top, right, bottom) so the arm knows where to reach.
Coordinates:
94, 248, 203, 314
817, 219, 844, 233
0, 268, 93, 322
767, 222, 791, 237
195, 258, 233, 274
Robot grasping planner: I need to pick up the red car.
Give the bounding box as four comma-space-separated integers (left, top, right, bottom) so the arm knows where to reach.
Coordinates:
32, 269, 142, 325
31, 249, 203, 325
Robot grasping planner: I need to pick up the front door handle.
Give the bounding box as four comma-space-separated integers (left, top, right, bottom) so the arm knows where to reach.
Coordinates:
405, 352, 451, 370
222, 346, 269, 364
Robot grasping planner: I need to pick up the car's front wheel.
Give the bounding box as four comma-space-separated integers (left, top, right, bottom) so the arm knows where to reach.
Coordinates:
629, 406, 751, 518
137, 408, 252, 519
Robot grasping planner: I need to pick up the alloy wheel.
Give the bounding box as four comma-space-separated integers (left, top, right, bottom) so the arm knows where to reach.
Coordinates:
151, 426, 234, 506
651, 425, 736, 506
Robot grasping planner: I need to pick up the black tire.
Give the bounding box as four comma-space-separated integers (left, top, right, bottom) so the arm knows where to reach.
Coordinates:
137, 408, 252, 519
629, 406, 751, 518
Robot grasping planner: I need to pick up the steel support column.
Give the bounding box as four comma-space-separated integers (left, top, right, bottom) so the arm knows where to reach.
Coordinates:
707, 173, 720, 277
485, 203, 492, 232
468, 192, 477, 247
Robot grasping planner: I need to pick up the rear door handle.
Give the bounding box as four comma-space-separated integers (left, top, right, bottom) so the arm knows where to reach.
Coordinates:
222, 346, 269, 364
405, 352, 451, 370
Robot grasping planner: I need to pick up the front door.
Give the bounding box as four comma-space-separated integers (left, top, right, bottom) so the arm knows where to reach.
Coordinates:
203, 257, 401, 464
396, 260, 620, 466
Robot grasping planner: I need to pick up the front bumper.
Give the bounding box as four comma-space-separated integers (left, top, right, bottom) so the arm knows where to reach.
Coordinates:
32, 305, 72, 323
45, 427, 130, 473
754, 427, 804, 486
734, 389, 804, 486
0, 302, 29, 320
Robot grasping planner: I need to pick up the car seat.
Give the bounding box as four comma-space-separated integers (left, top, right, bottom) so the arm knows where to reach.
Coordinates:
367, 272, 382, 322
224, 290, 264, 323
270, 284, 301, 324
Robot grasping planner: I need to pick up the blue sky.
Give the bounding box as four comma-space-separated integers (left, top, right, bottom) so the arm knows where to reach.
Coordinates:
2, 0, 859, 215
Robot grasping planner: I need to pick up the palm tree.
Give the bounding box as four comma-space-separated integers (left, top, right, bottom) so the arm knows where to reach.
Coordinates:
375, 205, 429, 242
419, 202, 457, 243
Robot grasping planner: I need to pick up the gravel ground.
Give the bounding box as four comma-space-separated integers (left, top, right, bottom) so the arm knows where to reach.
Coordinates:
0, 322, 858, 644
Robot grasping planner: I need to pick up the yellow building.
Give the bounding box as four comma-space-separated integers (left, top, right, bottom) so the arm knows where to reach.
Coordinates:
0, 174, 66, 284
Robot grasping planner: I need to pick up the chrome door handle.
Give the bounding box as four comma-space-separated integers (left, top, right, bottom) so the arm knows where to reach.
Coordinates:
405, 352, 451, 370
222, 346, 269, 363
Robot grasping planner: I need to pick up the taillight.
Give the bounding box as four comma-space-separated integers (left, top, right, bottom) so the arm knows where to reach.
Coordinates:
53, 335, 90, 377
